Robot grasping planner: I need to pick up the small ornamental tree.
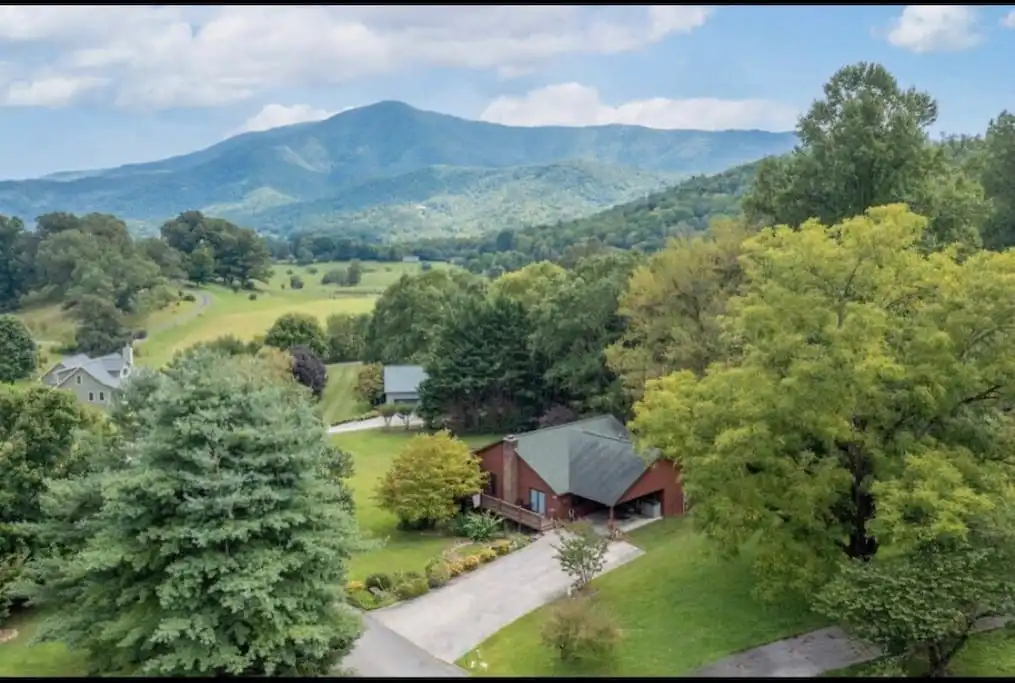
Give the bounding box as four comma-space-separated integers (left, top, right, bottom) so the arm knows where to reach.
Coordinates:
22, 350, 362, 676
355, 363, 384, 405
291, 345, 328, 400
378, 403, 399, 427
375, 431, 486, 529
553, 521, 610, 592
0, 315, 36, 383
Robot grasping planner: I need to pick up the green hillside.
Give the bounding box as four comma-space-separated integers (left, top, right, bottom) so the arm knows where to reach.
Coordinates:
407, 161, 761, 272
221, 160, 681, 238
0, 101, 796, 238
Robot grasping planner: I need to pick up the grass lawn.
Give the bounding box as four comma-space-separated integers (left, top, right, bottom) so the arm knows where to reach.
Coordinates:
0, 610, 87, 676
332, 429, 500, 581
319, 363, 368, 425
458, 518, 827, 677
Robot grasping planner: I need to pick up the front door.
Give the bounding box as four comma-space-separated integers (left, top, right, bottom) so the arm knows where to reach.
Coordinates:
529, 488, 547, 515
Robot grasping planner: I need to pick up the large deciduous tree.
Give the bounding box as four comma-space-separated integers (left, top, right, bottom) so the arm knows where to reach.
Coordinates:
363, 269, 486, 365
607, 218, 749, 402
631, 204, 1015, 597
744, 62, 985, 249
375, 431, 486, 529
530, 251, 638, 417
324, 313, 370, 363
71, 295, 134, 357
980, 111, 1015, 250
23, 350, 361, 676
814, 451, 1015, 677
264, 312, 328, 358
0, 315, 36, 383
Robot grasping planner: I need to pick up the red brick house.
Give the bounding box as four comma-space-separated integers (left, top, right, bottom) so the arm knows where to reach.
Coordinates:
472, 415, 685, 531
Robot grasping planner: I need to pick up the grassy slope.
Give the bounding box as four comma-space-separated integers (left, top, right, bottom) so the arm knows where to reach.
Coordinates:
460, 519, 825, 676
320, 363, 367, 425
14, 259, 432, 370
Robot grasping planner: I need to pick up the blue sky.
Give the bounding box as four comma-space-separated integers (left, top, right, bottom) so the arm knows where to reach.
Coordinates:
0, 5, 1013, 180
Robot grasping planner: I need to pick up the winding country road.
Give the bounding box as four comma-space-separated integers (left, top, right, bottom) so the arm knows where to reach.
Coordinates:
135, 290, 212, 345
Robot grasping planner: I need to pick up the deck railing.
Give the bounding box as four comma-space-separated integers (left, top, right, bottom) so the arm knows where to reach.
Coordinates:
479, 494, 554, 531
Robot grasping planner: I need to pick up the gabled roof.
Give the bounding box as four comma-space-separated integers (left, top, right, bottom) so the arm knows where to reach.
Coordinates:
512, 415, 656, 507
48, 349, 129, 390
383, 365, 428, 395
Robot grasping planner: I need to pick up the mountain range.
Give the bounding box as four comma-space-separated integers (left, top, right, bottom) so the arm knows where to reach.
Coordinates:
0, 101, 797, 239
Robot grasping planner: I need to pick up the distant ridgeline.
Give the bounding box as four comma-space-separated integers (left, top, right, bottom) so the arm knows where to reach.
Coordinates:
0, 101, 795, 253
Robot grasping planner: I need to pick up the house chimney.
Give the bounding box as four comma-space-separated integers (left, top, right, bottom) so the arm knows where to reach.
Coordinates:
502, 436, 518, 505
122, 344, 134, 367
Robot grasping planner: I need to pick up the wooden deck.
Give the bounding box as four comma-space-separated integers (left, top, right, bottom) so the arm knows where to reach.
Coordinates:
479, 494, 555, 531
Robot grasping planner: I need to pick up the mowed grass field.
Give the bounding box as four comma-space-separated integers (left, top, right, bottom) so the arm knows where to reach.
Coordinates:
14, 260, 443, 369
137, 260, 441, 367
320, 362, 368, 425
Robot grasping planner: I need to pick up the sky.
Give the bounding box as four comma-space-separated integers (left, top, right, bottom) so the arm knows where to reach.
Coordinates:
0, 4, 1013, 180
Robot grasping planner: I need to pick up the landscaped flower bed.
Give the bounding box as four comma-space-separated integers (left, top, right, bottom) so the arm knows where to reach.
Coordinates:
346, 533, 532, 610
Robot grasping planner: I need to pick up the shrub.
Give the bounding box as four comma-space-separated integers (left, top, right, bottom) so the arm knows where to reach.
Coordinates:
290, 275, 304, 290
365, 572, 393, 592
446, 560, 464, 577
461, 555, 481, 572
425, 561, 451, 589
346, 580, 365, 592
286, 269, 294, 275
453, 510, 504, 542
491, 539, 512, 556
542, 597, 622, 664
182, 293, 197, 302
133, 329, 148, 340
346, 590, 374, 610
307, 266, 319, 275
394, 577, 430, 601
478, 547, 497, 563
248, 293, 257, 301
508, 533, 532, 551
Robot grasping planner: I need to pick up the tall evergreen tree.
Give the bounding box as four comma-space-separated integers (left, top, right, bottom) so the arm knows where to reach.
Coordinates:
24, 350, 361, 676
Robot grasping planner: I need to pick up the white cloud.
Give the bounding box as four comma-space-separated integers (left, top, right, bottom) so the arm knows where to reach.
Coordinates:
0, 5, 713, 109
1003, 11, 1015, 29
884, 6, 981, 53
3, 75, 106, 107
238, 103, 336, 134
480, 83, 798, 132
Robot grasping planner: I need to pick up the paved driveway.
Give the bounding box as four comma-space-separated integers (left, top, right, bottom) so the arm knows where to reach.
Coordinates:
372, 530, 644, 663
328, 415, 424, 434
344, 613, 467, 677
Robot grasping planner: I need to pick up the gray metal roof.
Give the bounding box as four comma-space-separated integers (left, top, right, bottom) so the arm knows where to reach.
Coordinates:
51, 349, 130, 389
513, 415, 656, 507
383, 365, 428, 395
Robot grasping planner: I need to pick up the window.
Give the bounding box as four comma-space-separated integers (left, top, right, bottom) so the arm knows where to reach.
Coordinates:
76, 375, 82, 385
99, 391, 105, 402
529, 489, 548, 515
486, 473, 498, 497
88, 392, 94, 402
